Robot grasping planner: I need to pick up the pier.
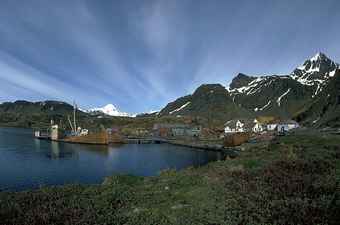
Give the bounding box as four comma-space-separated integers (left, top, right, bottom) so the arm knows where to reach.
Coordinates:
124, 137, 167, 144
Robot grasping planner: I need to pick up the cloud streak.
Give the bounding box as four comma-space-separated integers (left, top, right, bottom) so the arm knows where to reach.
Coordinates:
0, 0, 339, 113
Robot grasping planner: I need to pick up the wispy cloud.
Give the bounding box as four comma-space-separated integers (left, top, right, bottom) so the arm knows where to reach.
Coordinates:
0, 0, 339, 112
0, 51, 72, 100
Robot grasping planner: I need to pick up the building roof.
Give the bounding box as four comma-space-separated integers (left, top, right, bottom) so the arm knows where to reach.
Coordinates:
225, 118, 299, 128
224, 119, 254, 129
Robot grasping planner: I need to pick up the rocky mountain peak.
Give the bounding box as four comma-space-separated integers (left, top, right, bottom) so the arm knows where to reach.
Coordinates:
291, 52, 339, 85
193, 84, 225, 95
229, 73, 256, 89
310, 52, 327, 61
297, 52, 336, 70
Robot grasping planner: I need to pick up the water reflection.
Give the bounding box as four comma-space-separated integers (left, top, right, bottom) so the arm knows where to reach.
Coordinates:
51, 141, 60, 158
37, 141, 75, 159
34, 138, 41, 150
0, 128, 222, 191
72, 144, 112, 156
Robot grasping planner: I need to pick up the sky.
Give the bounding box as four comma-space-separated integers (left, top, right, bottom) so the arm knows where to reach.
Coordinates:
0, 0, 340, 113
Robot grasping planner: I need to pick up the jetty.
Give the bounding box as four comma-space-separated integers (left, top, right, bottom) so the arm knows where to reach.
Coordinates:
124, 137, 167, 144
167, 139, 224, 151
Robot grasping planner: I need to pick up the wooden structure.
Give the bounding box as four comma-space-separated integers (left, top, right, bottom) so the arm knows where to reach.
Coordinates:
224, 132, 251, 147
61, 131, 124, 145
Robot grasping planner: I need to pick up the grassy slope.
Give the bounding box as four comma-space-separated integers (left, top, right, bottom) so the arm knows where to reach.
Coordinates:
0, 132, 339, 225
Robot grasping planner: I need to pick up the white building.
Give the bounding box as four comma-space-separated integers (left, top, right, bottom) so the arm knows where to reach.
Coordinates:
225, 118, 299, 134
277, 120, 299, 132
267, 123, 278, 131
252, 119, 264, 133
224, 120, 246, 133
266, 119, 299, 132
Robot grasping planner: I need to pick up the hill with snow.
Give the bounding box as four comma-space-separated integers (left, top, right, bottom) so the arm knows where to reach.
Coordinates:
87, 104, 131, 117
159, 52, 340, 127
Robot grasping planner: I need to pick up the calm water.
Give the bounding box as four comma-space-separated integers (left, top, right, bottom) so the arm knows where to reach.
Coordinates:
0, 128, 221, 191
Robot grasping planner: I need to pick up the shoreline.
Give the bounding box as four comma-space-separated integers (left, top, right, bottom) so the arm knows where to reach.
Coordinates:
1, 133, 339, 224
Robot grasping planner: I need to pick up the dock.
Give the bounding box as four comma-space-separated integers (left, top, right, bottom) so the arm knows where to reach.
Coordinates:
167, 139, 225, 151
124, 137, 167, 144
33, 127, 239, 156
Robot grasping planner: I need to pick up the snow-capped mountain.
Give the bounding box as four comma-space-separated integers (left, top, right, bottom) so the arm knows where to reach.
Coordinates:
88, 104, 131, 117
291, 52, 339, 98
292, 52, 339, 85
159, 52, 340, 127
229, 53, 339, 97
229, 52, 339, 116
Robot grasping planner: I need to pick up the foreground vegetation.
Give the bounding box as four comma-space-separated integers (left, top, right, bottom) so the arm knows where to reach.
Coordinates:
1, 132, 339, 225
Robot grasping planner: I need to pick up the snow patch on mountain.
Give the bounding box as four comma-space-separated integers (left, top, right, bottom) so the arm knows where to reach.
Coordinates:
230, 77, 266, 95
277, 89, 291, 106
254, 100, 272, 112
148, 110, 159, 114
329, 69, 337, 77
169, 102, 191, 115
229, 75, 290, 96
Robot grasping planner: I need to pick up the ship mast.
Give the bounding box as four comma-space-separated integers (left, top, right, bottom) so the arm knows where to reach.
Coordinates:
73, 100, 77, 133
68, 115, 74, 132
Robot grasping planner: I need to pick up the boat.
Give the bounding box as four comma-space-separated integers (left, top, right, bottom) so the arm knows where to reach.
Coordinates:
34, 129, 51, 140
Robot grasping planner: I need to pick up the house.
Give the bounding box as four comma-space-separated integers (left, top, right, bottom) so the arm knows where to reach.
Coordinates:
171, 125, 201, 137
225, 120, 243, 133
266, 118, 281, 131
252, 119, 265, 133
188, 126, 201, 137
265, 118, 300, 132
267, 123, 278, 131
253, 117, 281, 133
153, 123, 184, 137
152, 124, 169, 137
153, 123, 201, 138
134, 128, 149, 137
277, 120, 299, 132
171, 124, 189, 136
224, 119, 253, 134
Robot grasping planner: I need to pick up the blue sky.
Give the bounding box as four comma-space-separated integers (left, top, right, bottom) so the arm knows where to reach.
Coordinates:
0, 0, 339, 113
